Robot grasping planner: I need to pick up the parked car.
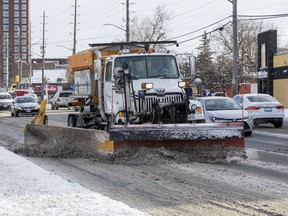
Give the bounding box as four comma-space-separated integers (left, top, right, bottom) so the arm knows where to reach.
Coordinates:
195, 96, 254, 136
0, 92, 13, 110
233, 93, 285, 128
51, 91, 73, 110
10, 95, 40, 117
213, 92, 227, 97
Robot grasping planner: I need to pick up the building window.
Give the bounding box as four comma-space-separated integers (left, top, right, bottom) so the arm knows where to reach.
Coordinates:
14, 39, 19, 45
14, 46, 19, 52
22, 39, 27, 45
22, 32, 27, 38
3, 11, 9, 17
3, 25, 9, 31
3, 0, 9, 3
14, 32, 19, 38
22, 53, 27, 60
3, 18, 9, 24
14, 4, 19, 10
14, 25, 20, 31
22, 18, 27, 24
14, 0, 19, 3
14, 18, 19, 24
21, 11, 27, 17
21, 4, 27, 10
3, 4, 9, 9
22, 46, 27, 52
14, 11, 19, 17
14, 53, 19, 61
22, 0, 27, 2
21, 25, 27, 31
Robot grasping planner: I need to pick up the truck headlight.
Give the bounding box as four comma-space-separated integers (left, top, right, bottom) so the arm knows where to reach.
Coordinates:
178, 81, 190, 88
141, 82, 153, 89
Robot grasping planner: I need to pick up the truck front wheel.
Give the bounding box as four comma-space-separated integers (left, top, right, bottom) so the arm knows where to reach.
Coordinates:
68, 115, 76, 127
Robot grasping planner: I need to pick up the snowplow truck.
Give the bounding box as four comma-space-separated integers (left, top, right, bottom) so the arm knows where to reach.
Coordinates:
24, 41, 245, 159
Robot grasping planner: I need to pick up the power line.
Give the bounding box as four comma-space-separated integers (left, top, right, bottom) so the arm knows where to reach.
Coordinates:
168, 16, 231, 40
238, 13, 288, 20
177, 21, 231, 45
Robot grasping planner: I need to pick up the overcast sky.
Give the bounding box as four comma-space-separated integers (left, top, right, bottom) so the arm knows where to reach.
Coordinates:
30, 0, 288, 58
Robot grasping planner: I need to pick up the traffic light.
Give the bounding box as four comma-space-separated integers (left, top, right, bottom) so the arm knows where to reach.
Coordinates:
15, 75, 19, 83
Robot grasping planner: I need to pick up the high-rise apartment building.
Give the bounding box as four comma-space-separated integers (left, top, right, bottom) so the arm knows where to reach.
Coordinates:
0, 0, 30, 88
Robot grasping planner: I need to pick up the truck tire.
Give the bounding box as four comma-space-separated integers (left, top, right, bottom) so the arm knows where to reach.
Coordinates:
105, 116, 112, 133
68, 115, 76, 127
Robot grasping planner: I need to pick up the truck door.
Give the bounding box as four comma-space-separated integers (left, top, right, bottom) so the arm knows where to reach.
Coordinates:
103, 61, 114, 114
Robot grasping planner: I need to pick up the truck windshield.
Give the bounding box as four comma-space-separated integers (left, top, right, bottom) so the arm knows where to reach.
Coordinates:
115, 55, 179, 79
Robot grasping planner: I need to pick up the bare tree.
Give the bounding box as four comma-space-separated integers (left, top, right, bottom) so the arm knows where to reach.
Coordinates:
214, 54, 233, 94
132, 4, 171, 42
212, 20, 274, 83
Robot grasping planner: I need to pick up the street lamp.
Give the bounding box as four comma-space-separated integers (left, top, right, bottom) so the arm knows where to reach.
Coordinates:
104, 23, 129, 42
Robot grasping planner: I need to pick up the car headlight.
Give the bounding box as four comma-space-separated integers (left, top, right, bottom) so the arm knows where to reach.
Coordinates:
242, 115, 253, 121
14, 104, 23, 110
209, 116, 217, 122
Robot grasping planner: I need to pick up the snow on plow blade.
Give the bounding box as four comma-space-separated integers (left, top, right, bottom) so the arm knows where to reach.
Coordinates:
110, 122, 246, 159
24, 124, 113, 158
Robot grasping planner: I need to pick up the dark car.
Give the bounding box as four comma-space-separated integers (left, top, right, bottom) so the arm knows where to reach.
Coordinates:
10, 95, 40, 117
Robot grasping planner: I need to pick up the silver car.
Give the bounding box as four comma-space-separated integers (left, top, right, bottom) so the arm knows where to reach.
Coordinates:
10, 95, 40, 117
51, 91, 73, 110
195, 96, 254, 136
233, 93, 285, 128
0, 92, 13, 110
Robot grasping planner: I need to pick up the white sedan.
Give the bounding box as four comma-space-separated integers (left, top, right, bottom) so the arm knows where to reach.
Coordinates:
233, 93, 285, 128
194, 96, 254, 136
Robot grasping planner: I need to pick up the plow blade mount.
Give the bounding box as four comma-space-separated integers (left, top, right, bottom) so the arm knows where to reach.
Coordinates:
110, 122, 246, 159
24, 124, 113, 158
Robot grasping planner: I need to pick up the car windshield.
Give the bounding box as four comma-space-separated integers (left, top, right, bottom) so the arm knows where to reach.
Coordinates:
246, 95, 276, 102
0, 94, 12, 99
16, 97, 36, 103
115, 55, 179, 79
59, 92, 72, 97
205, 98, 241, 111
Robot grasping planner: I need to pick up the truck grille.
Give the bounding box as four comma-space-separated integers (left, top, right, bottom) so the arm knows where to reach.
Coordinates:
137, 94, 183, 112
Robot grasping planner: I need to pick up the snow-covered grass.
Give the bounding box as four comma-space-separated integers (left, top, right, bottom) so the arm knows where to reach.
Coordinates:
0, 147, 149, 216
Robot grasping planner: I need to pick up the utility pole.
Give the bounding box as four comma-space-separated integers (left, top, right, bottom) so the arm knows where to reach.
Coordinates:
28, 21, 32, 86
126, 0, 130, 42
5, 33, 9, 91
73, 0, 77, 55
232, 0, 238, 96
41, 11, 46, 100
17, 27, 22, 89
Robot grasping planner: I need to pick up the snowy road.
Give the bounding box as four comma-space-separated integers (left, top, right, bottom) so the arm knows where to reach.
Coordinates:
0, 110, 288, 216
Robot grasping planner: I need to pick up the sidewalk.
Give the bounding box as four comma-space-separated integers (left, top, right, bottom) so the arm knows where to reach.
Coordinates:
0, 147, 148, 216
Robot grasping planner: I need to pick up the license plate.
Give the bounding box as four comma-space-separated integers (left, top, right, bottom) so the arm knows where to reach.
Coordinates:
188, 114, 195, 120
26, 109, 31, 112
264, 107, 272, 112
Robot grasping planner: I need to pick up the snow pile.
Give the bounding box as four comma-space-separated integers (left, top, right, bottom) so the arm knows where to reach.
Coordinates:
0, 147, 149, 216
